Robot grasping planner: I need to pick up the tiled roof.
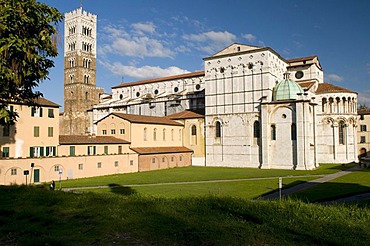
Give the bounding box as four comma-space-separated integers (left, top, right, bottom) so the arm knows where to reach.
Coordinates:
59, 135, 130, 145
166, 110, 205, 120
316, 83, 357, 94
287, 56, 318, 63
297, 81, 316, 90
1, 97, 60, 108
112, 71, 204, 89
130, 146, 193, 155
358, 108, 370, 115
106, 112, 184, 126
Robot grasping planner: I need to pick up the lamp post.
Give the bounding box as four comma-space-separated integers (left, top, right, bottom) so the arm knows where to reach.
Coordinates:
30, 163, 34, 184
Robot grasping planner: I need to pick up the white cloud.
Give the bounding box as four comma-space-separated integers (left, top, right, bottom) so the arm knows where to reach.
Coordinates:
325, 73, 343, 82
100, 61, 190, 80
132, 22, 156, 35
100, 23, 175, 58
358, 90, 370, 107
242, 33, 256, 43
182, 31, 237, 54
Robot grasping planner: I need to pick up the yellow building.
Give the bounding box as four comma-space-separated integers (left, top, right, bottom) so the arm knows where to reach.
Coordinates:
357, 109, 370, 157
96, 112, 193, 171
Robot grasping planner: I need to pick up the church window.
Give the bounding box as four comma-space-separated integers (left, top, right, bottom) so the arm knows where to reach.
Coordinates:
191, 125, 197, 145
171, 129, 174, 141
3, 125, 10, 137
84, 75, 89, 84
174, 87, 179, 93
253, 121, 260, 138
339, 121, 345, 145
191, 125, 197, 136
336, 97, 341, 113
70, 75, 74, 83
271, 124, 276, 140
215, 121, 222, 138
291, 123, 297, 141
144, 128, 147, 141
163, 129, 166, 141
329, 98, 334, 113
136, 92, 140, 97
322, 98, 327, 112
85, 92, 88, 100
119, 94, 123, 100
154, 89, 159, 95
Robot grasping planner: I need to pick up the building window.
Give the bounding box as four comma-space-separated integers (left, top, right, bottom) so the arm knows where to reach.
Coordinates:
191, 125, 197, 136
11, 168, 17, 175
31, 107, 42, 117
360, 125, 367, 132
339, 121, 345, 145
2, 147, 9, 157
171, 129, 174, 141
34, 126, 40, 137
180, 155, 183, 161
48, 127, 53, 137
162, 157, 165, 162
291, 123, 297, 141
54, 165, 59, 172
120, 129, 125, 134
253, 121, 260, 138
215, 121, 221, 138
48, 109, 54, 118
104, 146, 108, 154
111, 129, 116, 134
102, 130, 107, 135
118, 146, 122, 154
130, 160, 134, 166
87, 146, 96, 155
97, 162, 102, 168
152, 158, 156, 164
144, 128, 147, 141
360, 136, 366, 143
78, 164, 83, 170
30, 146, 44, 157
114, 161, 119, 167
70, 146, 75, 156
171, 156, 174, 162
153, 128, 157, 141
271, 124, 276, 140
2, 125, 10, 137
46, 146, 56, 156
163, 129, 166, 141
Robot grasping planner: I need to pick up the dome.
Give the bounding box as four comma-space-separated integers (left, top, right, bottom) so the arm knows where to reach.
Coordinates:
273, 73, 304, 101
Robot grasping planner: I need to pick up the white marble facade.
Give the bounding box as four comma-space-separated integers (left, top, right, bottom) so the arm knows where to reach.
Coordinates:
92, 43, 358, 169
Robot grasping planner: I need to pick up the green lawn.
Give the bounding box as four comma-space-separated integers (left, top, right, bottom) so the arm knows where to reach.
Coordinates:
62, 163, 352, 188
1, 185, 369, 245
292, 167, 370, 202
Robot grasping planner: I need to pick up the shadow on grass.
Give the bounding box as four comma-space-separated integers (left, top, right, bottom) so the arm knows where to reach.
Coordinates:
108, 183, 136, 196
324, 162, 357, 171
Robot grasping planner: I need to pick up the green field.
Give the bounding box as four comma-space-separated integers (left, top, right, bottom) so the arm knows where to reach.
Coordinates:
1, 163, 370, 245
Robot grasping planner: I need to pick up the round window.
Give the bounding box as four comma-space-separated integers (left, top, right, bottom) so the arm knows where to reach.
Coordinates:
119, 94, 123, 100
295, 71, 304, 79
174, 87, 179, 93
136, 92, 140, 97
195, 84, 201, 90
282, 114, 287, 119
154, 89, 159, 95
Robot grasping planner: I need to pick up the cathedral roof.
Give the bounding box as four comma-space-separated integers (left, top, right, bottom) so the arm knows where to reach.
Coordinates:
59, 135, 130, 145
166, 110, 204, 120
272, 75, 304, 101
315, 83, 357, 94
112, 71, 204, 89
130, 146, 193, 155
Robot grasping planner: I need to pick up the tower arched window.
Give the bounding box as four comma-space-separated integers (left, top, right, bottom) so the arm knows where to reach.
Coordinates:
339, 121, 346, 145
153, 128, 157, 141
69, 75, 74, 83
191, 125, 197, 145
163, 129, 166, 141
84, 75, 89, 84
336, 97, 341, 113
329, 98, 334, 113
191, 125, 197, 136
215, 121, 221, 138
85, 92, 88, 100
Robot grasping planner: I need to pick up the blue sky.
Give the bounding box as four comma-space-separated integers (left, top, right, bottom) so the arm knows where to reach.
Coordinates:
38, 0, 370, 111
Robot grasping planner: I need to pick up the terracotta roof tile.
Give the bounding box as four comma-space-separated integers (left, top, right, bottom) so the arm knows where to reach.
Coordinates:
1, 97, 60, 108
112, 71, 204, 89
297, 81, 316, 90
167, 110, 205, 120
59, 135, 130, 145
105, 113, 184, 126
316, 83, 357, 94
287, 56, 318, 63
130, 146, 193, 155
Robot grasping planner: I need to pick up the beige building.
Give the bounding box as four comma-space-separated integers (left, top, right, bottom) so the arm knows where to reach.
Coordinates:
357, 109, 370, 157
95, 112, 193, 171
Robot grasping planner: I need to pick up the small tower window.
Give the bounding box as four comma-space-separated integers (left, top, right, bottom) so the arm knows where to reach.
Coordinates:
215, 121, 221, 138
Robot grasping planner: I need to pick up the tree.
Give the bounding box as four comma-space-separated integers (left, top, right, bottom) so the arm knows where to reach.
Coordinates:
0, 0, 62, 125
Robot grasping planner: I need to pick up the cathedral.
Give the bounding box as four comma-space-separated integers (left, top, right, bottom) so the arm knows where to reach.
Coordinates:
62, 8, 358, 170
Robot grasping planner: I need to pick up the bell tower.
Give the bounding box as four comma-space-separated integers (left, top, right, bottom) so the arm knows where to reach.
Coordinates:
61, 7, 103, 135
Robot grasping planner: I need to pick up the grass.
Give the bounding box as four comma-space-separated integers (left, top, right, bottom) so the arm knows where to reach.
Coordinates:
292, 167, 370, 202
61, 163, 352, 188
1, 185, 369, 245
